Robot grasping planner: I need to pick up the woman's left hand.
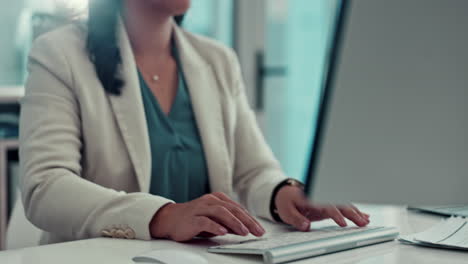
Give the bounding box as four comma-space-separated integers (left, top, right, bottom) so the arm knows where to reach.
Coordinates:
275, 185, 370, 231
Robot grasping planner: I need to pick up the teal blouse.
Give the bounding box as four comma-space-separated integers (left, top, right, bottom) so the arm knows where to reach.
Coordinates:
138, 46, 210, 203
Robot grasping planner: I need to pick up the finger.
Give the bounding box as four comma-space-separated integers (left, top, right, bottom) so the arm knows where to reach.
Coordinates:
212, 193, 266, 236
323, 206, 347, 227
295, 196, 317, 217
196, 216, 229, 237
348, 204, 370, 220
199, 205, 250, 236
282, 205, 311, 232
200, 194, 252, 235
294, 198, 330, 222
211, 192, 244, 208
221, 202, 265, 237
211, 192, 266, 233
338, 207, 368, 227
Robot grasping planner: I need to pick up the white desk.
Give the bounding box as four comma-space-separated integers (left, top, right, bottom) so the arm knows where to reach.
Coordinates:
0, 205, 467, 264
0, 86, 24, 103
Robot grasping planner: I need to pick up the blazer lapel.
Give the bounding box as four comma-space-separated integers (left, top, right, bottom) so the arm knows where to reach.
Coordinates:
106, 21, 232, 195
107, 20, 151, 192
173, 26, 232, 194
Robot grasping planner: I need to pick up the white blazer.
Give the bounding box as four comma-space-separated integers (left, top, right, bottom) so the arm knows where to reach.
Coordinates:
19, 21, 286, 245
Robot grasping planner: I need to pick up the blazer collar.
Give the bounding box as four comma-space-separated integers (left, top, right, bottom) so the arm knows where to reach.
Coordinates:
108, 19, 231, 194
172, 25, 232, 194
106, 18, 151, 191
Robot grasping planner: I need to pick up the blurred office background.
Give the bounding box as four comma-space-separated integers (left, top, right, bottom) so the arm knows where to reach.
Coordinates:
0, 0, 340, 249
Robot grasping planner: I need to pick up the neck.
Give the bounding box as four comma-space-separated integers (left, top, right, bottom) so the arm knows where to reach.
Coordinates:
122, 1, 174, 59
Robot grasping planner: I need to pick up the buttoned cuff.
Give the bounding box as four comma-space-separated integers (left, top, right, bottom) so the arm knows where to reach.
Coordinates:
100, 196, 174, 241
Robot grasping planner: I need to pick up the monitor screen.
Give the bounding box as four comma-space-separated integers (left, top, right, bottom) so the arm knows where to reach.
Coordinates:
306, 0, 468, 205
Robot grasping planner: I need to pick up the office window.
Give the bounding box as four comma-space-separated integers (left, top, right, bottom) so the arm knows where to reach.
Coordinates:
0, 0, 84, 85
263, 0, 341, 181
0, 0, 233, 86
183, 0, 234, 47
0, 1, 30, 85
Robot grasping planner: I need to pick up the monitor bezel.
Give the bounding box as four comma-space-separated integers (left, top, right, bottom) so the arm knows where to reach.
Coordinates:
304, 0, 352, 195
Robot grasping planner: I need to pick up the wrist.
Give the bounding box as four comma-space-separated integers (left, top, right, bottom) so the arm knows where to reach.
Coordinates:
270, 179, 305, 222
150, 202, 176, 239
275, 185, 302, 206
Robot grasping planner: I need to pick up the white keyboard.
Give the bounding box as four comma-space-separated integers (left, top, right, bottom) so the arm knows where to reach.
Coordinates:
209, 226, 398, 264
212, 226, 381, 251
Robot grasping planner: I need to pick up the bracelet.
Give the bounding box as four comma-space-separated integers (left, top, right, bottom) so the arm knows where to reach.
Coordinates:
269, 178, 305, 222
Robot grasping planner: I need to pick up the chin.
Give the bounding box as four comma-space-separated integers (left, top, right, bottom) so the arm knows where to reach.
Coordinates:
149, 0, 191, 15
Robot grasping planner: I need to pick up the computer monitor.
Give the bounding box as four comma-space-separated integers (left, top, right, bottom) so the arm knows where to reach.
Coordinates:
305, 0, 468, 205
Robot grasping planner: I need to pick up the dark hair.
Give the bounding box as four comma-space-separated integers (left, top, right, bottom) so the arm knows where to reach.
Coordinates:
87, 0, 184, 95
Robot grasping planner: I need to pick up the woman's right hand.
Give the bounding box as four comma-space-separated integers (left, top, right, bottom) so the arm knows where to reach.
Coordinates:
149, 192, 266, 242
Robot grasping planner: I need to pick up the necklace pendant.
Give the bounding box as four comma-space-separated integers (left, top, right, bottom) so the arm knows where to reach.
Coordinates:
152, 75, 160, 82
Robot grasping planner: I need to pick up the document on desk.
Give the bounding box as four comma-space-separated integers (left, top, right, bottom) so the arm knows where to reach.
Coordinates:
399, 217, 468, 250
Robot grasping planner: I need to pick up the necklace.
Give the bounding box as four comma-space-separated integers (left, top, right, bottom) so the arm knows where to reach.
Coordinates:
136, 62, 161, 83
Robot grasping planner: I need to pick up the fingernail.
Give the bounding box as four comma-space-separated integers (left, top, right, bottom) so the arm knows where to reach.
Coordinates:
255, 225, 265, 236
219, 227, 228, 235
358, 216, 368, 225
301, 221, 310, 230
241, 226, 249, 236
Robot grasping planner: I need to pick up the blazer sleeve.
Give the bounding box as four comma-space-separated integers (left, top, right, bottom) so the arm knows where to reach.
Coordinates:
227, 49, 287, 221
19, 35, 173, 241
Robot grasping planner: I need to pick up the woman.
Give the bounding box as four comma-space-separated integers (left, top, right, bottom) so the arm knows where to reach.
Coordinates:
19, 0, 369, 244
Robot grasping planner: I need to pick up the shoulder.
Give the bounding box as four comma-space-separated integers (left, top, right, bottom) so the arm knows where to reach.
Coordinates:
30, 22, 87, 59
28, 23, 89, 86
